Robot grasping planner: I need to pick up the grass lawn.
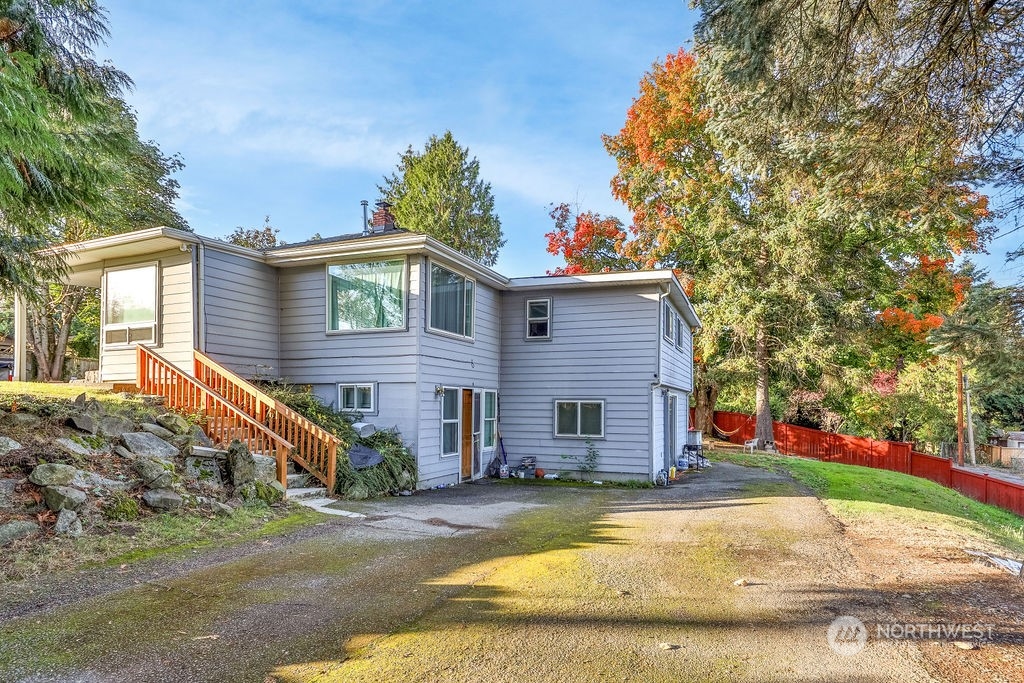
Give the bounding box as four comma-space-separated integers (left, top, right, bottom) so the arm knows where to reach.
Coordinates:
709, 449, 1024, 557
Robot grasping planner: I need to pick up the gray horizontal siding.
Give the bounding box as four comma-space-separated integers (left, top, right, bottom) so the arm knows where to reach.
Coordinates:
660, 306, 694, 391
498, 286, 659, 478
278, 260, 420, 383
202, 247, 280, 378
416, 257, 501, 485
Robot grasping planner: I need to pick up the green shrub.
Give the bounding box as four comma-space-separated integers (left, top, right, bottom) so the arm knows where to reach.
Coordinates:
262, 384, 416, 499
103, 491, 140, 521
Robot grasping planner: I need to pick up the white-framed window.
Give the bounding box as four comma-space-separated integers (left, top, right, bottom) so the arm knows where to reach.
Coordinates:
429, 262, 474, 338
526, 298, 551, 339
675, 315, 684, 350
554, 399, 605, 438
327, 258, 406, 332
338, 383, 375, 413
483, 390, 498, 448
103, 263, 158, 346
441, 387, 460, 456
663, 301, 674, 343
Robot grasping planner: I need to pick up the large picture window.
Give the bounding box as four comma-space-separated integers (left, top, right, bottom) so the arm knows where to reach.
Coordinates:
104, 264, 157, 346
441, 387, 460, 456
429, 262, 474, 338
327, 258, 406, 331
555, 400, 605, 438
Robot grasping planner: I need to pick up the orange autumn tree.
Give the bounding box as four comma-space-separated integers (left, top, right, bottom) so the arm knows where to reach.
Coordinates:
545, 48, 992, 446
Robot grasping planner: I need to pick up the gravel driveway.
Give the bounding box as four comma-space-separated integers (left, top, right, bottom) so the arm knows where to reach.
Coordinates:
0, 465, 946, 682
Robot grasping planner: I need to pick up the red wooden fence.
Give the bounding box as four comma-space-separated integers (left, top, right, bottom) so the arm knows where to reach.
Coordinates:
704, 410, 1024, 518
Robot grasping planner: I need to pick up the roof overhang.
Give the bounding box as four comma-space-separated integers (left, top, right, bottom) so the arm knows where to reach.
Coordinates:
267, 232, 509, 289
49, 227, 199, 287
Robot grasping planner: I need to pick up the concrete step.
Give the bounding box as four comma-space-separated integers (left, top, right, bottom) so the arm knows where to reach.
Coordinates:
286, 486, 329, 501
286, 472, 309, 488
293, 497, 366, 518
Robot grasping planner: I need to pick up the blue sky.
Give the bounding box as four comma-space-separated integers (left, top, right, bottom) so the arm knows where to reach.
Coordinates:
97, 0, 1020, 282
97, 0, 697, 277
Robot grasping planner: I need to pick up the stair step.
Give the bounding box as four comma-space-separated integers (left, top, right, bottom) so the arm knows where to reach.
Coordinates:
293, 497, 366, 518
286, 486, 329, 501
286, 473, 309, 487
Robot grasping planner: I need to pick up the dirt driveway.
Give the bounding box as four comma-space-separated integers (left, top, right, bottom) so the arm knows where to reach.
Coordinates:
0, 463, 1020, 682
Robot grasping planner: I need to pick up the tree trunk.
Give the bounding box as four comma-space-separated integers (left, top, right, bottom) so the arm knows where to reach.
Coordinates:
693, 380, 719, 436
754, 325, 774, 447
26, 285, 87, 382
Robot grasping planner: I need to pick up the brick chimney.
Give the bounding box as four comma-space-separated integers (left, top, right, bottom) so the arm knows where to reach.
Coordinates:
369, 200, 397, 232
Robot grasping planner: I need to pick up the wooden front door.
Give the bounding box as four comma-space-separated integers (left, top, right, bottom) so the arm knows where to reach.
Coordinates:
461, 389, 473, 478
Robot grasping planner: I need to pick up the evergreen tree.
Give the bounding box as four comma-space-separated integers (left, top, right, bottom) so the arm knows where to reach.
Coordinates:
379, 132, 504, 266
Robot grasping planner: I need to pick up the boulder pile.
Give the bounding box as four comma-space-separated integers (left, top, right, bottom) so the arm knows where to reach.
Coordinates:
0, 393, 285, 547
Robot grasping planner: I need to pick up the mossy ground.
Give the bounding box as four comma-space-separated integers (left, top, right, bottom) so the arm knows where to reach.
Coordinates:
1, 503, 323, 581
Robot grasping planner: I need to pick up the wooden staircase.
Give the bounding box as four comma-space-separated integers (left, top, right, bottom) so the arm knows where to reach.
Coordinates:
136, 346, 340, 492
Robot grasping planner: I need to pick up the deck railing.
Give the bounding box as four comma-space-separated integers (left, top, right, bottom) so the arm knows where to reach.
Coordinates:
193, 350, 339, 491
136, 345, 292, 488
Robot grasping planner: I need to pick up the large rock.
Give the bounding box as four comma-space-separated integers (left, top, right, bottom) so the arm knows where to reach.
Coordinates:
66, 413, 98, 435
185, 457, 223, 487
238, 480, 284, 505
140, 423, 175, 440
156, 412, 189, 435
71, 470, 129, 492
252, 454, 278, 484
0, 436, 22, 455
0, 520, 38, 546
55, 438, 93, 458
43, 485, 87, 512
29, 463, 77, 487
7, 412, 40, 427
189, 425, 214, 448
0, 478, 18, 508
226, 441, 257, 487
135, 456, 175, 490
142, 488, 183, 511
54, 509, 83, 537
98, 415, 135, 438
121, 432, 179, 459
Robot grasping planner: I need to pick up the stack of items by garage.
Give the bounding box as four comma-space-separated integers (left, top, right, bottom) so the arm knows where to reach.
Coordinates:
515, 456, 536, 479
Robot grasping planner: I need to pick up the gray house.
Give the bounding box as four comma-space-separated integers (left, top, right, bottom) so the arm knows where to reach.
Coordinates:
12, 225, 700, 488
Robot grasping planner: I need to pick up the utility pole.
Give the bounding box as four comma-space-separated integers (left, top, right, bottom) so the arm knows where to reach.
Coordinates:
965, 374, 976, 466
957, 357, 965, 466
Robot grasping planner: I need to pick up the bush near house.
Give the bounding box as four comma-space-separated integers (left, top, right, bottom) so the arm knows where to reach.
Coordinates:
262, 385, 416, 498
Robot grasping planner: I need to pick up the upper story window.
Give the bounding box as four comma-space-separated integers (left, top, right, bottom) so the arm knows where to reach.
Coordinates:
327, 258, 406, 332
104, 264, 157, 346
675, 315, 685, 350
429, 262, 474, 338
662, 301, 674, 343
526, 298, 551, 339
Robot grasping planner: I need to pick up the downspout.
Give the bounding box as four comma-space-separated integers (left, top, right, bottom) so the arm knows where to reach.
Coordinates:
194, 238, 207, 354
